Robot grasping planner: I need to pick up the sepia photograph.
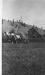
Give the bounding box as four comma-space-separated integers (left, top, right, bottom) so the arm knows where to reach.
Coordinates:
2, 0, 45, 75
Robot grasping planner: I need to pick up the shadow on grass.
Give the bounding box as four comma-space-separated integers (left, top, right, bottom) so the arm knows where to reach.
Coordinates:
8, 60, 45, 75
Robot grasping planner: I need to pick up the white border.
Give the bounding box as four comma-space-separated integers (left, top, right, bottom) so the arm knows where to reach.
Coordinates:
0, 0, 2, 75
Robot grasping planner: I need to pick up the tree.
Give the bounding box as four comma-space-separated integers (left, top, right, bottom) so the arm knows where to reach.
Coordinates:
13, 19, 15, 24
2, 19, 3, 24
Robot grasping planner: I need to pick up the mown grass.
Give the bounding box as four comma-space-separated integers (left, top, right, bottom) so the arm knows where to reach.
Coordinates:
2, 42, 45, 75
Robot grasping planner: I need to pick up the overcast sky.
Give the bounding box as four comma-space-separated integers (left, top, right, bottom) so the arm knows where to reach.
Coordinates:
3, 0, 45, 29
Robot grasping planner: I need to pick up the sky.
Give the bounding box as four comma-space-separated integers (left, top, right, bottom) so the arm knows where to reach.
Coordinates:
3, 0, 45, 29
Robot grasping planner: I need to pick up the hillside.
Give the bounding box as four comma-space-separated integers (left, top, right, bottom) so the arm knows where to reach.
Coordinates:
2, 20, 14, 32
2, 19, 32, 36
2, 19, 45, 36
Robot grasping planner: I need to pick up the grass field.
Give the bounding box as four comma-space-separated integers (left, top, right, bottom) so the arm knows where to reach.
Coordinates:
2, 42, 45, 75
